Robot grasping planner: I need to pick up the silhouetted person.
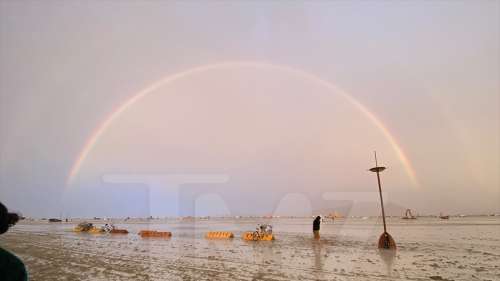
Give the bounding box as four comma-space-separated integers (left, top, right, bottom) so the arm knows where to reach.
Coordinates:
0, 202, 28, 281
313, 216, 321, 240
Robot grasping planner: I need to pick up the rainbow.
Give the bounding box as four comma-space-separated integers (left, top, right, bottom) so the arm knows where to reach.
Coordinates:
67, 61, 418, 187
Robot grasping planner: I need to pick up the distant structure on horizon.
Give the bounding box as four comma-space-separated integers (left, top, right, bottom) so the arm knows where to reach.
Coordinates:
402, 209, 417, 219
325, 211, 344, 219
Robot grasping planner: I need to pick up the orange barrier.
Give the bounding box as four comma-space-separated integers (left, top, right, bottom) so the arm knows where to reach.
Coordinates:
242, 232, 274, 241
139, 230, 172, 238
110, 229, 129, 234
205, 231, 234, 239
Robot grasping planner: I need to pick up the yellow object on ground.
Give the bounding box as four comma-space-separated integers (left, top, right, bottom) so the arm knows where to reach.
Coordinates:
88, 227, 104, 234
205, 231, 234, 239
139, 230, 172, 238
243, 232, 274, 241
73, 227, 84, 232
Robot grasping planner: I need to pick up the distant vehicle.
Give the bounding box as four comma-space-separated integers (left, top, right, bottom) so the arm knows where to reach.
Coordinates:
48, 218, 62, 222
439, 213, 450, 220
402, 209, 417, 219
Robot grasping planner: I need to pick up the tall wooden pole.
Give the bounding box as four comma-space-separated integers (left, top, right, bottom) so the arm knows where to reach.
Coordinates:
374, 152, 387, 233
369, 151, 396, 249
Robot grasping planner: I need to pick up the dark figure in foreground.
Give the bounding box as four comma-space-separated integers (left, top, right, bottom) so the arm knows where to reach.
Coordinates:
313, 216, 321, 240
0, 202, 28, 281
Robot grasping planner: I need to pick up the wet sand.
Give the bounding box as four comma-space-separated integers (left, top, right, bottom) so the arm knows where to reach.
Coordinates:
1, 217, 499, 281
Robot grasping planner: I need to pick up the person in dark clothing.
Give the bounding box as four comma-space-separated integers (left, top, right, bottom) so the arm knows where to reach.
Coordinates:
0, 202, 28, 281
313, 216, 321, 239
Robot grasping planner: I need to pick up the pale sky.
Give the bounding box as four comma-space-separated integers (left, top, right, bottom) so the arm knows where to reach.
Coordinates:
0, 1, 498, 218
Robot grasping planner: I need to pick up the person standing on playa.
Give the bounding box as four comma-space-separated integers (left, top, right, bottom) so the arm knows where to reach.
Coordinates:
313, 216, 321, 240
0, 202, 28, 281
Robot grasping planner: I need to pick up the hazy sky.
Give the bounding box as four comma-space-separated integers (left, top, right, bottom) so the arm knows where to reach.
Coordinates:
1, 1, 498, 217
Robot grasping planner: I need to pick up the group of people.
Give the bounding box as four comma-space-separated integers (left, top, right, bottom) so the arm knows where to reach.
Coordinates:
0, 202, 28, 281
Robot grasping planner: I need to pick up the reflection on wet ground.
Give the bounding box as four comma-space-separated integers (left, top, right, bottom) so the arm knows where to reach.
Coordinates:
1, 217, 499, 281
